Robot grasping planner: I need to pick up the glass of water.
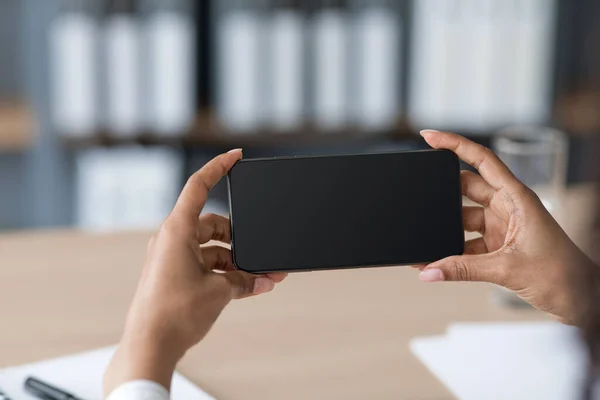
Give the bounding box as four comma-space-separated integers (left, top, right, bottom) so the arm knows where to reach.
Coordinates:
493, 126, 568, 215
492, 126, 568, 308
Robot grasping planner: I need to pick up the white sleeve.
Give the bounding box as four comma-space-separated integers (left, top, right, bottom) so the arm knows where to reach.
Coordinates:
106, 380, 170, 400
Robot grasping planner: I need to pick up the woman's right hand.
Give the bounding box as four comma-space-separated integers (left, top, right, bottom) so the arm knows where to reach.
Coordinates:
417, 130, 595, 324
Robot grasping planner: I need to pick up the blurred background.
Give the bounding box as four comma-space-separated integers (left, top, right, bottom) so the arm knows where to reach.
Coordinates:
0, 0, 599, 232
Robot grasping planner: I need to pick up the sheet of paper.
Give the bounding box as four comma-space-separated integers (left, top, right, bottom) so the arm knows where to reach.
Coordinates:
0, 346, 214, 400
410, 322, 587, 400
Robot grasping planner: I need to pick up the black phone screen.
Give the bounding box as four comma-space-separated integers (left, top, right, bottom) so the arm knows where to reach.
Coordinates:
227, 149, 464, 273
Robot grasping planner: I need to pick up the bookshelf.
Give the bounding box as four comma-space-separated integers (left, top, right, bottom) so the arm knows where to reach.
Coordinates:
62, 113, 414, 149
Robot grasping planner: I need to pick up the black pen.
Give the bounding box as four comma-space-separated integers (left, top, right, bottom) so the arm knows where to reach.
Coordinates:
0, 388, 12, 400
24, 377, 85, 400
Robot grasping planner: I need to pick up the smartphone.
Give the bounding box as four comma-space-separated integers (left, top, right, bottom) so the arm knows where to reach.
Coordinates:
227, 150, 464, 273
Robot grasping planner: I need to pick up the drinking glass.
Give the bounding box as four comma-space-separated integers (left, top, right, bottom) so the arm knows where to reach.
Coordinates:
493, 126, 568, 215
491, 126, 568, 308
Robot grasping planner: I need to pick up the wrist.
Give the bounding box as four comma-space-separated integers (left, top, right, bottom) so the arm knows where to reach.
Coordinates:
104, 330, 182, 396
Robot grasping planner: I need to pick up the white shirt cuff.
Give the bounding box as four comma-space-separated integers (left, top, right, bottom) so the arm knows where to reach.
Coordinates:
106, 380, 170, 400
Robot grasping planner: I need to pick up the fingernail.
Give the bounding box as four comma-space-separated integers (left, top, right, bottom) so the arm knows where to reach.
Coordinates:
420, 129, 439, 137
228, 148, 243, 155
253, 277, 275, 294
419, 268, 445, 283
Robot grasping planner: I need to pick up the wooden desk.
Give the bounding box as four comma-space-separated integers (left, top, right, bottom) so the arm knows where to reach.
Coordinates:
0, 185, 595, 399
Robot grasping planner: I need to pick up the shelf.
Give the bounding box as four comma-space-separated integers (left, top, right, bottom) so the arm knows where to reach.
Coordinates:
62, 114, 416, 150
0, 103, 34, 152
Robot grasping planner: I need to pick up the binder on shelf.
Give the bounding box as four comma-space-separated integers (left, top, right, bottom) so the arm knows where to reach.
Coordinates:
215, 0, 266, 133
104, 0, 143, 137
440, 0, 476, 129
75, 149, 121, 231
76, 147, 183, 231
468, 0, 496, 131
145, 0, 196, 136
266, 0, 306, 132
50, 0, 99, 137
350, 0, 402, 131
311, 0, 349, 131
514, 0, 557, 125
408, 0, 447, 130
407, 0, 557, 133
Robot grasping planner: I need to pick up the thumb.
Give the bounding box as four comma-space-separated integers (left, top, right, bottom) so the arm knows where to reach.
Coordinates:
419, 254, 506, 284
223, 271, 275, 299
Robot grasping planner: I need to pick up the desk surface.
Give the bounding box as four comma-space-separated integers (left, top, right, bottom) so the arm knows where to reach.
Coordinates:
0, 185, 595, 400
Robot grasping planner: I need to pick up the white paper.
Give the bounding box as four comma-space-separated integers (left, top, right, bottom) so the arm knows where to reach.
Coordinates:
410, 322, 587, 400
0, 346, 214, 400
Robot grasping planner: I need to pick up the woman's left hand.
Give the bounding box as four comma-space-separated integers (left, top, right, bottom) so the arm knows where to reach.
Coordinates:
104, 149, 287, 396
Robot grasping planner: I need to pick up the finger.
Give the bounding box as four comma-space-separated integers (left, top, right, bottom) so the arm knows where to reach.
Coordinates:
462, 206, 485, 233
202, 246, 234, 271
461, 170, 495, 207
267, 273, 288, 283
197, 213, 231, 244
556, 316, 575, 326
172, 150, 242, 221
410, 264, 427, 270
419, 253, 506, 284
203, 248, 288, 283
421, 130, 516, 190
464, 237, 488, 255
223, 272, 275, 299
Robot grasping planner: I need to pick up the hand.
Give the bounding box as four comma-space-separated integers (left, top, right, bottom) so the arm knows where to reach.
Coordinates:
417, 130, 594, 324
104, 149, 287, 395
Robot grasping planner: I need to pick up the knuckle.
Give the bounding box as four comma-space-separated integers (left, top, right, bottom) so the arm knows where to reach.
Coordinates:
476, 146, 493, 166
217, 158, 229, 176
158, 220, 177, 239
163, 213, 196, 237
160, 217, 178, 234
209, 214, 227, 239
238, 274, 256, 295
452, 259, 474, 281
187, 167, 212, 192
192, 171, 212, 193
460, 171, 471, 192
504, 183, 526, 203
216, 225, 229, 243
522, 185, 543, 205
515, 182, 533, 197
204, 212, 219, 221
482, 145, 494, 157
215, 248, 231, 270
